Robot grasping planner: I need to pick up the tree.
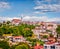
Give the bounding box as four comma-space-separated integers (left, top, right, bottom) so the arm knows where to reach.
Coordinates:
23, 30, 33, 37
43, 35, 48, 38
1, 27, 7, 34
49, 33, 53, 37
15, 44, 28, 49
56, 25, 60, 38
56, 26, 60, 34
37, 40, 44, 45
28, 25, 35, 30
10, 45, 17, 49
0, 41, 10, 49
0, 23, 2, 27
15, 42, 31, 49
46, 30, 52, 32
12, 28, 20, 36
26, 37, 39, 46
0, 23, 33, 37
0, 28, 3, 36
17, 24, 33, 37
6, 21, 11, 24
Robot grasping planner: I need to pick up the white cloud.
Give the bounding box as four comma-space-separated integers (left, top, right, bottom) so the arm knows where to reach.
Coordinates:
0, 2, 10, 9
47, 17, 60, 22
23, 16, 60, 22
34, 4, 60, 12
0, 16, 60, 22
34, 0, 60, 13
34, 11, 45, 14
0, 16, 21, 21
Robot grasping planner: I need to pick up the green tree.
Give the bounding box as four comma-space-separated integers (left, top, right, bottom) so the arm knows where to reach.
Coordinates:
15, 44, 28, 49
0, 23, 2, 27
1, 27, 7, 34
0, 23, 34, 37
46, 30, 52, 32
56, 26, 60, 34
37, 40, 44, 45
10, 45, 17, 49
56, 25, 60, 38
0, 28, 3, 36
49, 33, 53, 37
15, 42, 31, 49
43, 35, 48, 38
0, 41, 10, 49
23, 30, 33, 37
6, 21, 11, 24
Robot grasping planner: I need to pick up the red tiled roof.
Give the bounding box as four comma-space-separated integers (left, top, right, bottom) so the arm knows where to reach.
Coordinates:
48, 37, 55, 41
13, 36, 23, 38
45, 41, 55, 45
56, 44, 60, 46
12, 19, 21, 23
12, 19, 21, 21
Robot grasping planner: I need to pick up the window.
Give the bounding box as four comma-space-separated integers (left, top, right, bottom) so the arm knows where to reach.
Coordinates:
56, 47, 58, 49
44, 46, 47, 49
51, 46, 55, 49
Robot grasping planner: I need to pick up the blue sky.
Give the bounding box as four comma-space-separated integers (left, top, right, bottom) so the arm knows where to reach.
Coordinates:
0, 0, 60, 22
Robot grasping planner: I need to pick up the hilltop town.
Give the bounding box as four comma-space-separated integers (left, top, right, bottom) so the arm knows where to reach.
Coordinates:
0, 18, 60, 49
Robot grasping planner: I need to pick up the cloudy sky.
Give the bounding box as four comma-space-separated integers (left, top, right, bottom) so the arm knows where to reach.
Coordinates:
0, 0, 60, 22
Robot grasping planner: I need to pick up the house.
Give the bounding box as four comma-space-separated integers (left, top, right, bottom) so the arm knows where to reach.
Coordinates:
46, 22, 57, 36
10, 36, 25, 42
57, 38, 60, 42
39, 33, 49, 41
11, 19, 21, 25
32, 21, 57, 39
44, 41, 55, 49
55, 44, 60, 49
48, 37, 56, 42
32, 26, 47, 39
32, 27, 40, 39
